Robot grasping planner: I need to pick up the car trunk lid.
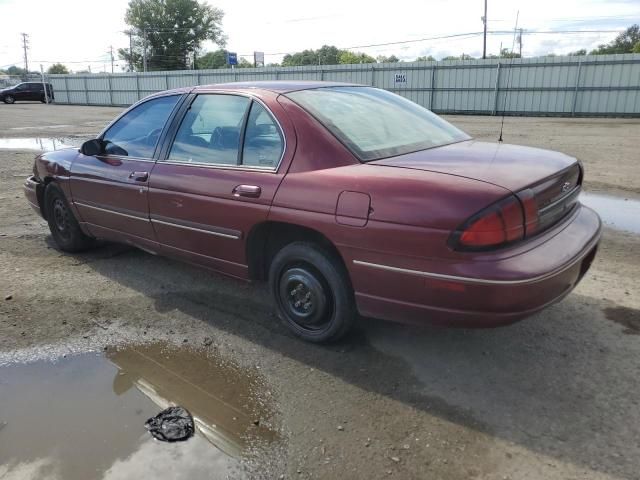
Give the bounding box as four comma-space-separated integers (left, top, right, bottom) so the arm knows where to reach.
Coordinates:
372, 139, 582, 238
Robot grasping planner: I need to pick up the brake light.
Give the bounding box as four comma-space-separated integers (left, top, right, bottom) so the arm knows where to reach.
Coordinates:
450, 195, 525, 250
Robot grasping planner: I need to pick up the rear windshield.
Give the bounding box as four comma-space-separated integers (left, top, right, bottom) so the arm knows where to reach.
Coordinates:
286, 86, 470, 161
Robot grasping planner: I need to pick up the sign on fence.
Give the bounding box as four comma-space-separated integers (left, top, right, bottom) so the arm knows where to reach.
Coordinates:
394, 73, 407, 84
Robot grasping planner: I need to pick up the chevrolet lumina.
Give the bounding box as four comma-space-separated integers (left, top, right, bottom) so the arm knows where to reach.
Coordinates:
24, 82, 601, 342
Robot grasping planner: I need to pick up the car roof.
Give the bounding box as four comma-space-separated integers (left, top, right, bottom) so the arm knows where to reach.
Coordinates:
148, 81, 360, 97
196, 80, 361, 93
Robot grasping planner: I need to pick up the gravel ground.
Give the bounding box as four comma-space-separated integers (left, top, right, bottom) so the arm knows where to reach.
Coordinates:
1, 103, 639, 479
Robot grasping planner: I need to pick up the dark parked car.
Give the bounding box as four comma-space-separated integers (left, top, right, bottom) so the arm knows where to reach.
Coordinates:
1, 82, 54, 104
24, 81, 601, 342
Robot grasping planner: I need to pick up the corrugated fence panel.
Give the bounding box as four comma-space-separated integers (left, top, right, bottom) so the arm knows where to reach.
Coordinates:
46, 54, 640, 116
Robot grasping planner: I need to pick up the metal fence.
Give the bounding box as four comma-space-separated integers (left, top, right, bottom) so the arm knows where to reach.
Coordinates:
46, 53, 640, 116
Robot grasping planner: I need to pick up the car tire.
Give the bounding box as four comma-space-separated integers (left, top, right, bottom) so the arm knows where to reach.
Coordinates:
4, 95, 15, 104
44, 183, 94, 252
269, 241, 355, 343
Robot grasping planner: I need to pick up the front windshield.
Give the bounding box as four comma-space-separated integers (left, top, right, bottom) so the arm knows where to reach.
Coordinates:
286, 86, 471, 162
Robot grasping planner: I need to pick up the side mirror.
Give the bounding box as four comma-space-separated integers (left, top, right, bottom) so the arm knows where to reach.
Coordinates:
80, 139, 104, 156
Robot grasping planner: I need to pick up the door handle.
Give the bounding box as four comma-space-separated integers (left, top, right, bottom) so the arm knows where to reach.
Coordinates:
129, 171, 149, 182
232, 184, 262, 198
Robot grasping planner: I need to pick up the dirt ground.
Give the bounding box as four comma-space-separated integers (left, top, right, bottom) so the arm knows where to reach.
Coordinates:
1, 104, 639, 480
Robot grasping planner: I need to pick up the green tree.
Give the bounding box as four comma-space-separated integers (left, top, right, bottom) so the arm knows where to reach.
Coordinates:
415, 55, 436, 61
567, 49, 587, 56
5, 65, 27, 76
376, 54, 400, 63
118, 0, 226, 71
633, 41, 640, 53
442, 54, 475, 61
590, 24, 639, 54
499, 48, 520, 59
236, 57, 254, 68
338, 51, 376, 64
47, 63, 69, 74
197, 49, 227, 69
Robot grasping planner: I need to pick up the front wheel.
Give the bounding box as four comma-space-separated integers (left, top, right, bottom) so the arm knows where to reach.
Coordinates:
269, 242, 355, 343
3, 95, 15, 104
45, 183, 94, 252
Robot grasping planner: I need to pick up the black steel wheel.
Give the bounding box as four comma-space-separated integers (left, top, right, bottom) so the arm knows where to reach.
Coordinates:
269, 242, 355, 343
45, 183, 94, 252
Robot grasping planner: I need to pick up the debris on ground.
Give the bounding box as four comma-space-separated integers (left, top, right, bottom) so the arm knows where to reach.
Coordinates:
4, 294, 12, 301
145, 406, 195, 442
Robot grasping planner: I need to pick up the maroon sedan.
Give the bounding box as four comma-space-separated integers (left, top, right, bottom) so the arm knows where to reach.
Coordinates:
24, 81, 601, 342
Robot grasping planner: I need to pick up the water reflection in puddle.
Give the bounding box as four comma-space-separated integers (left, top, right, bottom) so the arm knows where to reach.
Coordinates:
0, 343, 278, 480
0, 137, 79, 151
580, 192, 640, 235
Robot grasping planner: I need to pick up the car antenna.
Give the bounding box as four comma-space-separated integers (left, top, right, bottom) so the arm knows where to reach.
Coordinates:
498, 10, 520, 143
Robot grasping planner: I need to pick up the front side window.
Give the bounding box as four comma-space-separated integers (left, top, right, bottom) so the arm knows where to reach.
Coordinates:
167, 94, 283, 169
168, 94, 250, 165
102, 95, 180, 158
287, 87, 470, 162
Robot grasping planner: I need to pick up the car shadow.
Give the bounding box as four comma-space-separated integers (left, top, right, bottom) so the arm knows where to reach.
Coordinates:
50, 239, 640, 478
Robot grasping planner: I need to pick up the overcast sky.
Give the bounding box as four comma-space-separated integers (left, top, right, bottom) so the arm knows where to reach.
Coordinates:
0, 0, 638, 72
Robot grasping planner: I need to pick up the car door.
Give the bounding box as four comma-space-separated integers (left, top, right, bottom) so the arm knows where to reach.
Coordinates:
30, 83, 43, 101
148, 93, 288, 278
13, 83, 28, 101
70, 94, 182, 248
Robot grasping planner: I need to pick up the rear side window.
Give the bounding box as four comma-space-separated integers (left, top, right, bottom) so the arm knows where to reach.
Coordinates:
103, 95, 180, 158
242, 102, 283, 168
167, 94, 283, 169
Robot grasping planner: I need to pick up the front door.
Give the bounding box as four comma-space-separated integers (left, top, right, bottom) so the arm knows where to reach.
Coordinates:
148, 93, 287, 278
13, 83, 29, 101
70, 94, 182, 247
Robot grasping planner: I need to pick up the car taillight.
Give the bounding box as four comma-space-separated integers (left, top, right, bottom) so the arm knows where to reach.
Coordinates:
449, 195, 525, 251
517, 188, 540, 236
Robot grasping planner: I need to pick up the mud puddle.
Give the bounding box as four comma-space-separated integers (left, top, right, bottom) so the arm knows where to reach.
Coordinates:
0, 137, 79, 151
580, 192, 640, 234
0, 343, 278, 479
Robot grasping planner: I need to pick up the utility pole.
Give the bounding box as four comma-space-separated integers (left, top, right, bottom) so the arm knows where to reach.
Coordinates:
142, 28, 148, 72
518, 28, 523, 57
21, 33, 29, 73
482, 0, 488, 59
108, 45, 114, 73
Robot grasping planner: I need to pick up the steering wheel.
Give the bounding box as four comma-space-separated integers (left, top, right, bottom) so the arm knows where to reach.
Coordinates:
145, 128, 162, 146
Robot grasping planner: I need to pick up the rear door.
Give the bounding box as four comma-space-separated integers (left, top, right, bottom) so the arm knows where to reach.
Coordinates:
148, 93, 288, 278
70, 94, 182, 247
29, 83, 43, 101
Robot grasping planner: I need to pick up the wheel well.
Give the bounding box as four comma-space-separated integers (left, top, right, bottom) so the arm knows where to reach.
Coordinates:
38, 177, 55, 220
247, 222, 347, 282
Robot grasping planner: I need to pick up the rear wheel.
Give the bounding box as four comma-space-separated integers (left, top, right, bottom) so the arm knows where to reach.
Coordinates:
4, 95, 15, 104
269, 242, 355, 343
45, 183, 94, 252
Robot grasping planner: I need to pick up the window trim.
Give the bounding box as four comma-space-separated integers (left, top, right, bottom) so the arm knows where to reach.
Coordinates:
159, 92, 286, 173
97, 93, 185, 162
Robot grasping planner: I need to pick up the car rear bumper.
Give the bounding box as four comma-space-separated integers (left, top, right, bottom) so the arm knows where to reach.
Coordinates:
351, 204, 602, 327
24, 175, 44, 217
